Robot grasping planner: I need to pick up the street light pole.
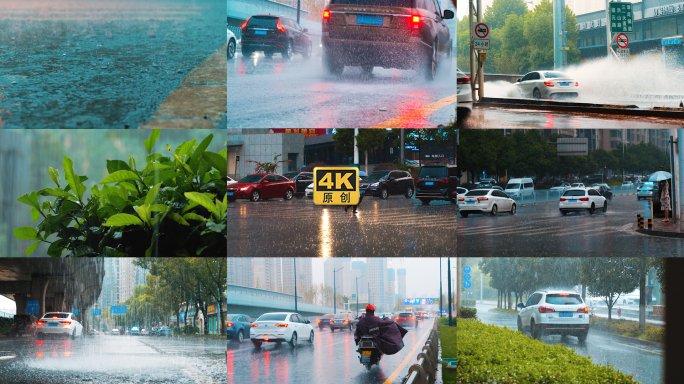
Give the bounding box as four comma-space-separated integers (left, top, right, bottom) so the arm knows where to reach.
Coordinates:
447, 258, 452, 326
439, 257, 443, 316
333, 267, 344, 314
293, 258, 298, 313
356, 275, 364, 317
296, 0, 301, 24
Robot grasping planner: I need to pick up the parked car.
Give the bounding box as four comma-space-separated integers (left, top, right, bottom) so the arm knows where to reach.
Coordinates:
457, 68, 473, 124
361, 170, 415, 199
7, 314, 36, 337
227, 174, 297, 202
415, 164, 459, 205
227, 314, 254, 343
458, 189, 516, 217
227, 28, 237, 60
515, 71, 579, 99
36, 312, 84, 340
322, 0, 454, 80
517, 290, 589, 342
282, 171, 314, 198
549, 181, 571, 195
241, 15, 312, 60
250, 312, 314, 347
559, 188, 607, 215
157, 326, 172, 336
227, 176, 238, 186
622, 181, 634, 188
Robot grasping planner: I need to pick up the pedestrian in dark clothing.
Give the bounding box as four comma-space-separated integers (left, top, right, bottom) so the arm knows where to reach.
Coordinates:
345, 185, 365, 213
354, 304, 407, 355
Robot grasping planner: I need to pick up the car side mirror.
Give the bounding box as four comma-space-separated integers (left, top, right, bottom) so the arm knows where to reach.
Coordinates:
305, 320, 311, 324
516, 79, 521, 82
443, 9, 454, 19
303, 28, 308, 33
517, 303, 524, 309
262, 180, 269, 184
388, 177, 395, 181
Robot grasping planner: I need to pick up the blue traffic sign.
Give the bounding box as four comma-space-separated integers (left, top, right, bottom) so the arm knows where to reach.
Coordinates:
72, 309, 80, 316
463, 281, 472, 289
463, 274, 471, 281
26, 300, 39, 314
110, 306, 127, 315
463, 266, 471, 273
92, 309, 102, 316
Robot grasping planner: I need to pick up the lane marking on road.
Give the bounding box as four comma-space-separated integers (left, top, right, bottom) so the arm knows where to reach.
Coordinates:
382, 322, 433, 384
370, 94, 457, 128
611, 341, 663, 356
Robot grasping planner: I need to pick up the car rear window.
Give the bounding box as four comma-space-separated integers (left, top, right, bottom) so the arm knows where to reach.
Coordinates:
239, 175, 264, 183
419, 167, 447, 178
545, 294, 583, 305
543, 72, 568, 78
258, 313, 288, 321
331, 0, 412, 6
563, 190, 586, 197
465, 190, 488, 196
44, 313, 69, 319
398, 312, 413, 317
246, 16, 278, 28
333, 314, 348, 319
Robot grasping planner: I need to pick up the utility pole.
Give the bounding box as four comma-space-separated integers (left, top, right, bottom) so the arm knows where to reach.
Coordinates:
333, 266, 344, 314
296, 0, 300, 24
447, 258, 452, 326
356, 275, 364, 317
293, 258, 298, 313
354, 129, 359, 165
554, 0, 568, 69
400, 129, 405, 165
678, 129, 684, 231
469, 0, 483, 101
439, 257, 443, 316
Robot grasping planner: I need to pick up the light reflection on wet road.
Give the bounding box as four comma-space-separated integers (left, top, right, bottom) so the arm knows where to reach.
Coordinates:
227, 197, 458, 257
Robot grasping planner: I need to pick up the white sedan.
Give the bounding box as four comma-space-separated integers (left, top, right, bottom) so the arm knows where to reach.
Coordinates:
515, 71, 579, 99
559, 188, 606, 215
570, 183, 585, 188
305, 182, 314, 198
250, 312, 314, 347
227, 176, 238, 186
36, 312, 84, 340
457, 68, 472, 125
227, 29, 237, 60
458, 189, 516, 217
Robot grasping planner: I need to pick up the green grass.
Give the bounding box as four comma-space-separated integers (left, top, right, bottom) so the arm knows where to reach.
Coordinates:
439, 323, 458, 384
490, 307, 519, 314
590, 317, 664, 343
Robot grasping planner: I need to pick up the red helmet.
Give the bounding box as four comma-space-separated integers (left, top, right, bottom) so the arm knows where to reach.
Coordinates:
365, 304, 375, 311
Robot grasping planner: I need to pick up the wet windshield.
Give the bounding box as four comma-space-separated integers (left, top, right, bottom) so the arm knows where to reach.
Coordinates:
239, 175, 265, 183
366, 171, 390, 180
506, 183, 520, 189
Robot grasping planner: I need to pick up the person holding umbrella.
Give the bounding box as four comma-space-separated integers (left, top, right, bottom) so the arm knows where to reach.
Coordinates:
660, 179, 671, 223
345, 176, 365, 213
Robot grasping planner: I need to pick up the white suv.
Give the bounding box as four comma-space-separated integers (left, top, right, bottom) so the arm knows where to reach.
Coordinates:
516, 290, 590, 342
559, 188, 606, 215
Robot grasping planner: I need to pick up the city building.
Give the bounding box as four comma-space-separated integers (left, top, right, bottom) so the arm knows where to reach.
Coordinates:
250, 258, 282, 292
227, 258, 252, 287
397, 268, 407, 300
93, 258, 149, 312
324, 258, 352, 298
227, 129, 307, 180
282, 258, 313, 296
366, 258, 388, 313
386, 268, 396, 311
351, 261, 368, 302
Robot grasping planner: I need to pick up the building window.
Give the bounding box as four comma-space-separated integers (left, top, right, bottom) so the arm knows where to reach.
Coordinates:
651, 17, 678, 39
611, 141, 617, 148
645, 20, 652, 39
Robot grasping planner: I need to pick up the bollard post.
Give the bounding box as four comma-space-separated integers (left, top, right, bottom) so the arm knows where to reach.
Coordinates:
648, 218, 653, 230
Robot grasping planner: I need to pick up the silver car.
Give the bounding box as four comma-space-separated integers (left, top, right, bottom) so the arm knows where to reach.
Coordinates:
515, 71, 579, 99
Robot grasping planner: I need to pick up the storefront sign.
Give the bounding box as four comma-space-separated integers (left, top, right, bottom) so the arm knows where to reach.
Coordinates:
645, 2, 684, 18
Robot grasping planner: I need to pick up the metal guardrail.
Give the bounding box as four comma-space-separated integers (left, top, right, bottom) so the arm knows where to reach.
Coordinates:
403, 318, 440, 384
509, 186, 637, 205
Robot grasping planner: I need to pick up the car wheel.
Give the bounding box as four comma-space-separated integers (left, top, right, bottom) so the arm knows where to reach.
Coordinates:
425, 42, 436, 81
289, 332, 297, 347
533, 88, 541, 99
560, 209, 567, 216
241, 47, 252, 59
420, 199, 430, 205
330, 327, 335, 333
303, 43, 312, 59
264, 51, 273, 58
348, 324, 352, 332
531, 320, 541, 340
309, 330, 314, 343
250, 190, 260, 202
237, 330, 244, 343
460, 212, 469, 218
602, 201, 607, 212
282, 40, 293, 60
517, 316, 523, 332
71, 330, 76, 340
380, 188, 389, 199
589, 203, 595, 214
510, 204, 516, 214
284, 188, 293, 201
490, 204, 498, 216
227, 38, 236, 60
405, 187, 414, 198
252, 340, 262, 348
578, 330, 588, 342
324, 52, 343, 75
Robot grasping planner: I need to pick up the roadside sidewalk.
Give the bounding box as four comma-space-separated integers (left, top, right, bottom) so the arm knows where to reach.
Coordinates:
634, 218, 684, 238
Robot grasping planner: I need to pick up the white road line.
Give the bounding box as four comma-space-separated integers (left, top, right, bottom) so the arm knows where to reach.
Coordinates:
610, 341, 663, 356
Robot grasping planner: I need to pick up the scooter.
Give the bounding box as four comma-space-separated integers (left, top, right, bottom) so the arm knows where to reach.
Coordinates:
357, 336, 383, 370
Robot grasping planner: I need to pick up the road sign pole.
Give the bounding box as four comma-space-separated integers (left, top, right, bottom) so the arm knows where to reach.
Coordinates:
469, 0, 476, 102
447, 258, 452, 326
477, 0, 483, 101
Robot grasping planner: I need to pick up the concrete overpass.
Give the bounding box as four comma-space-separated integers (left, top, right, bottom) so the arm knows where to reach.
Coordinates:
0, 258, 104, 330
227, 285, 340, 318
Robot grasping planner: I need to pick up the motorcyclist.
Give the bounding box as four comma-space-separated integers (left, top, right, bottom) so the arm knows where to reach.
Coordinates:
354, 304, 408, 355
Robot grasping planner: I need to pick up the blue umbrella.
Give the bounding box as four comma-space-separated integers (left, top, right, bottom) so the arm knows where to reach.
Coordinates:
648, 171, 671, 182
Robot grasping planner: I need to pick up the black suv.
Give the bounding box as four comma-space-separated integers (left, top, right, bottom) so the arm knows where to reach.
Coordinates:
241, 15, 312, 60
282, 171, 314, 198
7, 314, 36, 337
322, 0, 454, 79
361, 170, 415, 199
415, 165, 459, 205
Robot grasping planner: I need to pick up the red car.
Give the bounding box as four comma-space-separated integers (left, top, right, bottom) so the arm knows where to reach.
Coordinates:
227, 174, 296, 202
395, 312, 418, 328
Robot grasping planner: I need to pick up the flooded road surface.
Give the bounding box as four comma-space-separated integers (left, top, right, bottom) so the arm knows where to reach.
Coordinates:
457, 195, 684, 257
0, 0, 224, 128
227, 196, 458, 257
0, 334, 226, 383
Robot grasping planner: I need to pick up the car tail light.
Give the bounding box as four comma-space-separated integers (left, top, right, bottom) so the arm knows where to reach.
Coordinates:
241, 18, 250, 30
37, 351, 43, 358
277, 18, 285, 32
323, 10, 330, 32
275, 324, 288, 327
457, 76, 471, 84
477, 197, 488, 201
575, 82, 579, 86
323, 10, 330, 19
580, 197, 589, 201
559, 293, 569, 296
415, 179, 421, 184
227, 323, 234, 328
410, 15, 420, 37
539, 306, 555, 313
251, 324, 258, 327
37, 321, 44, 325
458, 197, 464, 201
544, 81, 554, 87
559, 198, 566, 202
60, 321, 71, 325
577, 307, 589, 313
52, 316, 58, 318
318, 319, 321, 323
438, 178, 449, 184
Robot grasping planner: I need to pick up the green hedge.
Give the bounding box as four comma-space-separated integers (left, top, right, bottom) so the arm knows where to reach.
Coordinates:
462, 299, 476, 307
590, 317, 664, 343
0, 317, 12, 335
458, 319, 639, 383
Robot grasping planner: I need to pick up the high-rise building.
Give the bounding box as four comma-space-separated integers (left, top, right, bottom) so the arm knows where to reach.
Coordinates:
351, 260, 367, 302
250, 258, 282, 292
367, 258, 388, 312
386, 268, 396, 311
94, 258, 149, 311
282, 258, 313, 296
227, 258, 251, 287
324, 258, 352, 298
397, 268, 407, 300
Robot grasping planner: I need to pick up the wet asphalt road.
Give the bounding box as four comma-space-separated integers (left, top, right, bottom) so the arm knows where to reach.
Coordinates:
0, 335, 226, 384
457, 195, 684, 257
461, 108, 684, 128
476, 301, 664, 384
228, 196, 457, 257
227, 319, 434, 384
0, 0, 224, 128
227, 48, 457, 128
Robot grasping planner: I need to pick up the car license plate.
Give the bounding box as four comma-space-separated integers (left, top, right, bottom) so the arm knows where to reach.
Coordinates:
569, 199, 576, 202
466, 201, 475, 204
227, 192, 234, 196
360, 190, 365, 194
323, 320, 328, 322
402, 323, 409, 326
255, 30, 267, 35
425, 182, 434, 186
362, 351, 372, 355
356, 15, 383, 25
559, 312, 573, 317
48, 323, 58, 326
19, 330, 25, 332
560, 82, 570, 86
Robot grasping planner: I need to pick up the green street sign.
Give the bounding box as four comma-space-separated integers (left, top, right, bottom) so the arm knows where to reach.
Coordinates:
609, 2, 634, 33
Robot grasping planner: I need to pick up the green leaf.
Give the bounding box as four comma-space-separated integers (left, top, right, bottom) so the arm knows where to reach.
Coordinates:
17, 191, 41, 211
58, 200, 82, 215
71, 245, 96, 257
176, 139, 196, 158
106, 194, 130, 211
203, 221, 226, 234
189, 134, 214, 170
48, 167, 60, 187
103, 213, 144, 227
47, 241, 65, 258
90, 184, 101, 198
144, 130, 161, 154
63, 156, 84, 201
145, 183, 162, 206
43, 188, 72, 198
184, 192, 219, 218
128, 156, 137, 172
149, 204, 169, 212
31, 207, 40, 222
118, 184, 128, 201
134, 205, 152, 227
14, 226, 41, 240
103, 246, 129, 257
167, 212, 190, 226
106, 160, 131, 174
182, 213, 207, 222
143, 170, 179, 187
201, 151, 227, 178
100, 170, 140, 184
26, 241, 41, 256
118, 182, 139, 197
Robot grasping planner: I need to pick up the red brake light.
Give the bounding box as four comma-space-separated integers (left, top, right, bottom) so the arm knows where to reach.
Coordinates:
559, 198, 566, 201
318, 319, 321, 323
241, 18, 249, 30
544, 81, 554, 87
277, 18, 285, 32
438, 178, 449, 184
410, 15, 420, 36
412, 15, 420, 25
577, 307, 589, 313
37, 321, 44, 325
344, 319, 349, 322
539, 306, 555, 313
227, 323, 234, 328
52, 316, 58, 318
559, 293, 570, 296
60, 321, 71, 325
37, 352, 43, 358
477, 197, 488, 201
575, 82, 579, 86
323, 10, 330, 19
275, 324, 288, 327
580, 197, 589, 201
458, 197, 464, 201
457, 76, 471, 84
250, 324, 258, 327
